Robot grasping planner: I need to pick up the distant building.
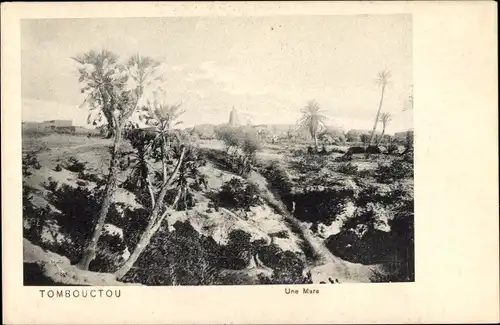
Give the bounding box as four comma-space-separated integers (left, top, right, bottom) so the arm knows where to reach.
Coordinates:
22, 120, 75, 134
228, 107, 240, 127
43, 120, 72, 128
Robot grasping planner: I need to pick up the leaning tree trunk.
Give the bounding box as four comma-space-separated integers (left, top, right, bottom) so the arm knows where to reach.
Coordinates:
368, 82, 386, 147
77, 124, 123, 270
114, 148, 186, 280
377, 125, 386, 146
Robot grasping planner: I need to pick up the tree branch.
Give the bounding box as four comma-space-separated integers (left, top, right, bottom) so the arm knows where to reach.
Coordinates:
146, 175, 156, 209
156, 187, 182, 226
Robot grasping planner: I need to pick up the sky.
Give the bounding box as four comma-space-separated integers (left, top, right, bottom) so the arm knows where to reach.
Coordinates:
21, 15, 413, 133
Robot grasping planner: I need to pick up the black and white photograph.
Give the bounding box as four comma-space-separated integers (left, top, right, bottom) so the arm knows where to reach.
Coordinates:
21, 15, 415, 286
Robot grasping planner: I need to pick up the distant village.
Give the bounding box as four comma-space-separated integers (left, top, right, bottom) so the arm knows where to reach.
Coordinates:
22, 120, 101, 135
22, 107, 412, 144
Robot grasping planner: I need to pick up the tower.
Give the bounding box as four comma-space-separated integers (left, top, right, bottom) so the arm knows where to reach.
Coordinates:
229, 107, 240, 127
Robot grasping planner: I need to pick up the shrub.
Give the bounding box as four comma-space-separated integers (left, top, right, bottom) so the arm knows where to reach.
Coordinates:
257, 246, 312, 285
54, 164, 63, 172
214, 126, 261, 176
387, 143, 398, 154
65, 157, 86, 173
47, 184, 103, 263
260, 161, 294, 197
336, 162, 358, 175
374, 159, 413, 184
335, 154, 353, 162
219, 230, 254, 270
270, 230, 289, 239
23, 204, 52, 245
292, 186, 353, 224
78, 171, 102, 183
123, 221, 222, 285
22, 153, 41, 177
402, 151, 414, 163
43, 179, 59, 192
216, 178, 262, 211
216, 125, 244, 152
356, 169, 372, 179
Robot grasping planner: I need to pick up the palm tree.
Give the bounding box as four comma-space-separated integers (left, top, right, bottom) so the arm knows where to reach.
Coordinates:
298, 100, 328, 150
377, 112, 392, 146
73, 50, 161, 270
368, 70, 391, 147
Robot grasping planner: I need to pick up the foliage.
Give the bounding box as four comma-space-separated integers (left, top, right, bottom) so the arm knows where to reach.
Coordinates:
270, 230, 289, 239
170, 143, 208, 211
22, 153, 41, 177
297, 100, 327, 147
336, 162, 359, 175
122, 221, 221, 285
78, 170, 103, 183
360, 134, 370, 145
73, 50, 162, 137
374, 159, 413, 183
345, 130, 362, 143
292, 186, 352, 224
216, 125, 244, 152
214, 126, 261, 176
259, 161, 294, 198
47, 184, 103, 263
257, 245, 312, 284
22, 153, 42, 242
65, 156, 86, 173
219, 230, 253, 270
405, 131, 414, 151
216, 178, 262, 211
23, 181, 126, 272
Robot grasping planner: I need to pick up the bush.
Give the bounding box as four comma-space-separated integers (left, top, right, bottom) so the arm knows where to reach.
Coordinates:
260, 161, 294, 197
292, 186, 353, 224
336, 162, 358, 175
78, 171, 102, 183
219, 230, 253, 270
65, 157, 86, 173
22, 153, 41, 177
123, 221, 222, 285
214, 126, 261, 176
356, 169, 372, 179
216, 178, 262, 211
43, 179, 59, 192
54, 164, 63, 172
387, 143, 398, 154
257, 245, 312, 285
270, 230, 289, 239
46, 184, 103, 263
216, 125, 244, 152
374, 159, 413, 184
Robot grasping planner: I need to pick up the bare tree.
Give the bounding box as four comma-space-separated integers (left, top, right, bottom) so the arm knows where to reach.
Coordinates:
368, 70, 391, 147
377, 112, 392, 146
73, 50, 162, 270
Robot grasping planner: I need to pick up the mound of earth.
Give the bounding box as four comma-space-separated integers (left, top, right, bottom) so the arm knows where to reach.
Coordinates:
23, 239, 138, 286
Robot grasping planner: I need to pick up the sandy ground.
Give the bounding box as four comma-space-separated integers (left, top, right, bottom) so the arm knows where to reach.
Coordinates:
24, 239, 139, 286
